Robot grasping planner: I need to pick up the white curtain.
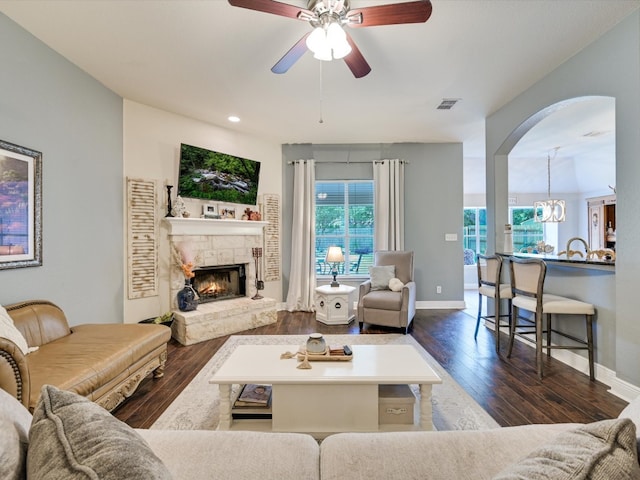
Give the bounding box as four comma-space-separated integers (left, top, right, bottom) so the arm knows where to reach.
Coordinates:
285, 160, 317, 312
373, 159, 405, 251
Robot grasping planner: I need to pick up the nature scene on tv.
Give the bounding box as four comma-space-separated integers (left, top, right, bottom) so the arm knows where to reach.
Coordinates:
178, 143, 261, 205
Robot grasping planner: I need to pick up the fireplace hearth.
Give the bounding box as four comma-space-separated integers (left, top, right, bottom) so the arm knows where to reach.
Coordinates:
192, 264, 246, 304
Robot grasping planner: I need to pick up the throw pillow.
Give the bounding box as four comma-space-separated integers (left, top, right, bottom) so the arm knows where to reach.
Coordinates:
0, 412, 27, 480
369, 265, 395, 290
618, 395, 640, 460
389, 278, 404, 292
27, 385, 172, 480
492, 418, 640, 480
0, 387, 31, 480
0, 305, 34, 356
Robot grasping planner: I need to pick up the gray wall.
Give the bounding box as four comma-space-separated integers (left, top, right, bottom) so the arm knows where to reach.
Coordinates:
282, 143, 463, 305
0, 13, 124, 325
486, 12, 640, 384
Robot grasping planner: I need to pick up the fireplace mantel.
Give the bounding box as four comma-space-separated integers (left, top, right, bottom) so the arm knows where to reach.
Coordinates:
163, 217, 268, 236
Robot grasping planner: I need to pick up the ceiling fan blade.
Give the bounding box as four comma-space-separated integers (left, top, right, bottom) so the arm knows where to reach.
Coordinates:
271, 33, 310, 74
347, 0, 433, 28
343, 33, 371, 78
228, 0, 311, 20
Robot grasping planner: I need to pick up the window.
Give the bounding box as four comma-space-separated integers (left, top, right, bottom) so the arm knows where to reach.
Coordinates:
509, 207, 544, 252
463, 206, 546, 255
463, 207, 487, 255
315, 181, 374, 276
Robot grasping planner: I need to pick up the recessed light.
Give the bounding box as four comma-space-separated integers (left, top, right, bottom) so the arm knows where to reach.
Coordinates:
228, 116, 240, 123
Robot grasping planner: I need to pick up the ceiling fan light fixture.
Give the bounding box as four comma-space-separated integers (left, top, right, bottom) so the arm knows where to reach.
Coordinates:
332, 41, 352, 59
229, 0, 433, 78
327, 22, 351, 58
313, 44, 333, 61
326, 21, 345, 43
306, 20, 350, 60
306, 26, 326, 52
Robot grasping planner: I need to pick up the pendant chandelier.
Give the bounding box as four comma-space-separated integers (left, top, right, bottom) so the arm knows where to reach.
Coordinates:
534, 150, 566, 223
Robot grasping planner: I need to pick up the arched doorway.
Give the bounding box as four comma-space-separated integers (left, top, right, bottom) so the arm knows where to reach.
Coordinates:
493, 95, 615, 254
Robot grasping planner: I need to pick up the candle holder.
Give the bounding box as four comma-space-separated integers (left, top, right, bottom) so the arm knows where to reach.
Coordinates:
252, 247, 264, 300
165, 185, 174, 218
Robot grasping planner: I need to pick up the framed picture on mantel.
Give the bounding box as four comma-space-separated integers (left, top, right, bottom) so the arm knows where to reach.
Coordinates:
203, 203, 220, 219
0, 140, 42, 270
219, 204, 236, 219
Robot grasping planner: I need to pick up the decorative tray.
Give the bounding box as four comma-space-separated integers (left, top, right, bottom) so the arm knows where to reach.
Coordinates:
296, 346, 353, 362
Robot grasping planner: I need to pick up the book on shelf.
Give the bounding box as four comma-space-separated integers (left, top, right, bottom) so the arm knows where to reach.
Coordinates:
234, 384, 272, 407
232, 411, 272, 420
233, 398, 272, 408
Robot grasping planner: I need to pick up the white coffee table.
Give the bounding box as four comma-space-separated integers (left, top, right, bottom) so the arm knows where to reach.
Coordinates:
209, 344, 442, 436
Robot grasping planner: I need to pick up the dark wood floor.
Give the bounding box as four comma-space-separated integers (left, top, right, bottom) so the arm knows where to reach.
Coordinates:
114, 308, 627, 429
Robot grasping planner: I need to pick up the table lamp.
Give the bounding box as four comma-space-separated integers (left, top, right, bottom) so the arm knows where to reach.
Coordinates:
325, 246, 345, 287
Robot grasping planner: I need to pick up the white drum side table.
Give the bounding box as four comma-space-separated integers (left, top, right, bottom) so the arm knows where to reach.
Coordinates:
315, 284, 356, 325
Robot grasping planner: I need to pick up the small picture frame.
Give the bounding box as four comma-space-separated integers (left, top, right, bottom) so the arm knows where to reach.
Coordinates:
202, 203, 220, 219
203, 203, 218, 215
219, 205, 236, 219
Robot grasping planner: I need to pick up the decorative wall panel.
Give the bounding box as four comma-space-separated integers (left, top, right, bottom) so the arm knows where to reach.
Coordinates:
127, 178, 158, 298
262, 193, 281, 281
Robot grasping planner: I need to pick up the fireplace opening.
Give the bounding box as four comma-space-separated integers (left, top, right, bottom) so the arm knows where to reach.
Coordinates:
192, 264, 246, 304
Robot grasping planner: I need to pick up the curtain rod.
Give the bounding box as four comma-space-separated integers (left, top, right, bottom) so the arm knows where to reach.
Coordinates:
287, 160, 409, 165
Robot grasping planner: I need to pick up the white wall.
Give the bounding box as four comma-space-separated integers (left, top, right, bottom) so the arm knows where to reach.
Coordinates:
123, 101, 282, 323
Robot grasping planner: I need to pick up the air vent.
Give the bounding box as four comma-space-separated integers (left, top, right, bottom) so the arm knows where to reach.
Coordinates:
437, 98, 460, 110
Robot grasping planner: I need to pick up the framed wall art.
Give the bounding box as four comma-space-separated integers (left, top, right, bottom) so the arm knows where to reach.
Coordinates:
0, 140, 42, 269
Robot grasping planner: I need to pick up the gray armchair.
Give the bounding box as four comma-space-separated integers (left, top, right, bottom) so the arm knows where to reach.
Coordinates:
357, 250, 416, 334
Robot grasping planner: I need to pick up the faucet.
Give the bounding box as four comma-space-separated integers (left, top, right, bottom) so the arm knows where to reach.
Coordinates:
559, 237, 590, 258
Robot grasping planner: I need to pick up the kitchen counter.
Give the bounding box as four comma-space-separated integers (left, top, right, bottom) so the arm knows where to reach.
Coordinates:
497, 252, 615, 271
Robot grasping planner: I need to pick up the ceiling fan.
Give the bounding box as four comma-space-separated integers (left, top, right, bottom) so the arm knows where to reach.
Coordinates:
228, 0, 433, 78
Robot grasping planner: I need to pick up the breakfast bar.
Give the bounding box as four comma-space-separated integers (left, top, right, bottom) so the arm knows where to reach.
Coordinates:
496, 252, 616, 375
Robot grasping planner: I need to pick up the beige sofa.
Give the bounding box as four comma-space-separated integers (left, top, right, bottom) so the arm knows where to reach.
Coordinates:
0, 299, 171, 412
3, 384, 639, 480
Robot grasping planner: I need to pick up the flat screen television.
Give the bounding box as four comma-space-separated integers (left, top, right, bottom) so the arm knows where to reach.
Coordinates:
177, 143, 261, 205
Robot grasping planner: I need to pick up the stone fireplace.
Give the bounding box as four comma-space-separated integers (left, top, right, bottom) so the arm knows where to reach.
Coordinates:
164, 218, 276, 345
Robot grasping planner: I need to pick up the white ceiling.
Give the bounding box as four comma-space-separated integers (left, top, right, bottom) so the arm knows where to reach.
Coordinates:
1, 0, 637, 194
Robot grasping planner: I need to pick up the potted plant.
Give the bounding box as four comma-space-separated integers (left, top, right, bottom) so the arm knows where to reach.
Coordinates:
139, 311, 174, 327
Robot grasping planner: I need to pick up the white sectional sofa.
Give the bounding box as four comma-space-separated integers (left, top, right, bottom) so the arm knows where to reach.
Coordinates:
3, 385, 640, 480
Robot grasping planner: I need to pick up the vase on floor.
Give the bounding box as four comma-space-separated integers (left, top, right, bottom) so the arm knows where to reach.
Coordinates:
177, 280, 198, 312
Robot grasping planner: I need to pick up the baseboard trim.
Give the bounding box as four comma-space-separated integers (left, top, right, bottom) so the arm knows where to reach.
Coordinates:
416, 300, 466, 309
278, 301, 468, 312
606, 375, 640, 402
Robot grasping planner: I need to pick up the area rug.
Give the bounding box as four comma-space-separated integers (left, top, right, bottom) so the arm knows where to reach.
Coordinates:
150, 334, 500, 431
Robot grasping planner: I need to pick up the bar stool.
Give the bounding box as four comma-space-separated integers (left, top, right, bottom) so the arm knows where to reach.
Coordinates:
475, 254, 513, 353
506, 257, 596, 380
